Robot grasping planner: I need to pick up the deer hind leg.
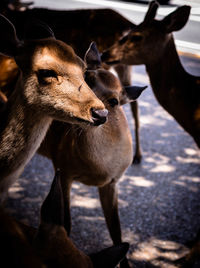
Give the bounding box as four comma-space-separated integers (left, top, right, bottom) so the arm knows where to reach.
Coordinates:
98, 180, 131, 268
114, 64, 142, 164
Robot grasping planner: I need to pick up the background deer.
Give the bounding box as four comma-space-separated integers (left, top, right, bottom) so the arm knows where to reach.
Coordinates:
0, 2, 145, 164
38, 42, 146, 268
102, 1, 200, 149
0, 170, 129, 267
0, 15, 107, 203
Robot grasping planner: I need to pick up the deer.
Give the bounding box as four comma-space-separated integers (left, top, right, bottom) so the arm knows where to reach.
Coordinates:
0, 14, 107, 203
102, 1, 200, 149
0, 2, 145, 164
38, 42, 146, 268
0, 170, 130, 267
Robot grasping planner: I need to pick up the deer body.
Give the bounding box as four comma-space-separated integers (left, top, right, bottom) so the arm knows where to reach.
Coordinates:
40, 104, 132, 187
102, 2, 200, 148
0, 16, 106, 202
146, 39, 200, 146
5, 8, 133, 58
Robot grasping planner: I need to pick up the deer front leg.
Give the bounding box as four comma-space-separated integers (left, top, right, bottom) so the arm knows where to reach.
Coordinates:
98, 181, 131, 268
114, 64, 142, 164
60, 174, 72, 235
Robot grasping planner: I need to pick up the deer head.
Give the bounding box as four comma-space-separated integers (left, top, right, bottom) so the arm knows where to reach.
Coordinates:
85, 42, 146, 108
0, 14, 107, 126
101, 1, 191, 65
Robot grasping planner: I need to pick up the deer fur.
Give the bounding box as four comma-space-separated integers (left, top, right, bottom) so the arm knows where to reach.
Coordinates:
0, 171, 129, 267
102, 1, 200, 148
0, 4, 144, 164
0, 15, 106, 203
38, 42, 146, 268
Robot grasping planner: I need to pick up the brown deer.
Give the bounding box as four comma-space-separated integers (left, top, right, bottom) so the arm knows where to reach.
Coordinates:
0, 170, 129, 267
102, 1, 200, 149
38, 42, 146, 268
0, 3, 145, 164
0, 15, 107, 203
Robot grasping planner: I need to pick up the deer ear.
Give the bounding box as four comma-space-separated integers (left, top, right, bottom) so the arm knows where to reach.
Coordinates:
40, 169, 64, 226
84, 41, 102, 70
120, 85, 147, 105
0, 14, 21, 57
89, 242, 129, 268
162, 5, 191, 33
143, 1, 159, 24
23, 19, 55, 40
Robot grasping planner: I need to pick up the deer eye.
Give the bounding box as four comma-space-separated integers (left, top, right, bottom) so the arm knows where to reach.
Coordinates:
38, 69, 57, 78
37, 69, 58, 84
130, 35, 143, 42
108, 98, 119, 107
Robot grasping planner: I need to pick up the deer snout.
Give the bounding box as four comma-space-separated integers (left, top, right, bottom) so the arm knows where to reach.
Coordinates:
91, 108, 108, 126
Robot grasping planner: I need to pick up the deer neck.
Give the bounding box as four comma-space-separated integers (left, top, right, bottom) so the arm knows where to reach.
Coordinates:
146, 37, 187, 96
0, 86, 52, 184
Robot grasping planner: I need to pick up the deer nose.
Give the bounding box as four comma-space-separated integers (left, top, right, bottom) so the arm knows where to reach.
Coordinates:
91, 108, 108, 126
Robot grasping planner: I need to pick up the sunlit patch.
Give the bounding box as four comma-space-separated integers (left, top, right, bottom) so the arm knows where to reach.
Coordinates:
71, 195, 100, 209
179, 176, 200, 183
131, 237, 188, 266
146, 153, 170, 164
128, 176, 154, 187
176, 156, 200, 164
161, 132, 177, 137
139, 100, 151, 108
150, 164, 175, 173
140, 115, 167, 126
131, 72, 150, 84
23, 196, 43, 203
184, 147, 199, 156
172, 180, 199, 192
8, 182, 24, 199
118, 198, 129, 207
77, 215, 104, 221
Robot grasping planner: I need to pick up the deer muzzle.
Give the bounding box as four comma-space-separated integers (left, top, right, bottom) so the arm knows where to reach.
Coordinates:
91, 108, 108, 126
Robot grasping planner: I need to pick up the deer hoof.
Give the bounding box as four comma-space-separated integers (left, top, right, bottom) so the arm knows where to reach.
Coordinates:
132, 155, 142, 165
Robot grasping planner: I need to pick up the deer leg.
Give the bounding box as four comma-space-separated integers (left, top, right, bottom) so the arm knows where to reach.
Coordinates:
114, 64, 142, 164
98, 181, 121, 244
98, 181, 131, 268
130, 101, 142, 164
60, 174, 72, 235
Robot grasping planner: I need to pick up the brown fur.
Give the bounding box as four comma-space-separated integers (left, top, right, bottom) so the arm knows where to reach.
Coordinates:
0, 16, 105, 203
102, 1, 200, 148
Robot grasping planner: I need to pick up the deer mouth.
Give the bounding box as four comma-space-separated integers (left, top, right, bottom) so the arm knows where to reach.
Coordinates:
105, 60, 121, 65
73, 109, 108, 127
91, 108, 108, 126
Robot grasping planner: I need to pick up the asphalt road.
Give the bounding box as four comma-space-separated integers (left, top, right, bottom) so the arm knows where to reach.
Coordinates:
6, 1, 200, 267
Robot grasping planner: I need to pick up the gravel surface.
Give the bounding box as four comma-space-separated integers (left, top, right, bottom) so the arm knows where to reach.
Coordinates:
6, 56, 200, 267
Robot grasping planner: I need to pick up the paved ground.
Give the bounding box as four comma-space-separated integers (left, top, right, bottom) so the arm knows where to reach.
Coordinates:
6, 56, 200, 267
